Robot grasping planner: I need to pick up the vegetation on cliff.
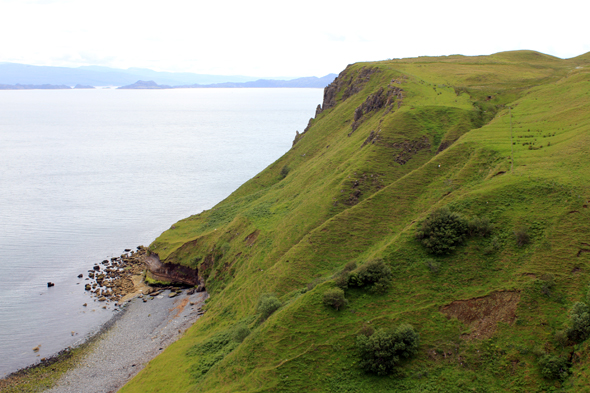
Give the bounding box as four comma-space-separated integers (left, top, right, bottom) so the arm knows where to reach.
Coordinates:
121, 50, 590, 392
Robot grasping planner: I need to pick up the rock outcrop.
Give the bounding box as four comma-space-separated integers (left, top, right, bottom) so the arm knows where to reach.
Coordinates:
145, 254, 204, 290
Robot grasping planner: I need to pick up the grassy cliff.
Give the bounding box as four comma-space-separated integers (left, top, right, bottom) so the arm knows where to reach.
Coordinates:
121, 50, 590, 392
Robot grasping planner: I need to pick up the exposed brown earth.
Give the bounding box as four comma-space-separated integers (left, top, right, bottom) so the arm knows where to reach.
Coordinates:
145, 253, 204, 289
440, 291, 521, 340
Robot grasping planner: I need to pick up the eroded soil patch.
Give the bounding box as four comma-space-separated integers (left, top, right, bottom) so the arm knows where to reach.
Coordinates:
440, 291, 520, 340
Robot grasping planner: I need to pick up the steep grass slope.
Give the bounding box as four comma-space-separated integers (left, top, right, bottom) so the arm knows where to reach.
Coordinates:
122, 51, 590, 392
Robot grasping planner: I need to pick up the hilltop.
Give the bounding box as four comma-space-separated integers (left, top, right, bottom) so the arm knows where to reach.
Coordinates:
120, 50, 590, 392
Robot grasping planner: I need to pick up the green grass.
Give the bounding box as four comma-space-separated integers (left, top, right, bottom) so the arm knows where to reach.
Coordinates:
120, 50, 590, 392
0, 336, 98, 392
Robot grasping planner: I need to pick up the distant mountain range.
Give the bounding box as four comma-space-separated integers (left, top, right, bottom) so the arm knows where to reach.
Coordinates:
118, 75, 337, 89
0, 63, 336, 88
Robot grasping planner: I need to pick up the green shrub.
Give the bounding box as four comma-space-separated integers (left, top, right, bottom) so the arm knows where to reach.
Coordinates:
514, 226, 530, 247
415, 207, 469, 254
538, 354, 569, 380
567, 301, 590, 342
257, 294, 282, 320
233, 324, 251, 343
279, 165, 290, 179
539, 274, 555, 297
334, 261, 357, 289
468, 216, 493, 237
359, 324, 375, 337
554, 329, 569, 348
334, 273, 349, 289
348, 260, 392, 294
356, 324, 420, 375
342, 261, 357, 273
323, 288, 348, 310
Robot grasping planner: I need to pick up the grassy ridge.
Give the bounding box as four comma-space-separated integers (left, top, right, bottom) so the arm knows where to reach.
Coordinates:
122, 51, 590, 392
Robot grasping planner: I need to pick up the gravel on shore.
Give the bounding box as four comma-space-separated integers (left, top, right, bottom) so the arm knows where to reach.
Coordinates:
45, 289, 208, 393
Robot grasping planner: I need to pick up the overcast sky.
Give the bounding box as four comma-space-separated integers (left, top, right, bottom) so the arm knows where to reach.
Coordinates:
1, 0, 588, 77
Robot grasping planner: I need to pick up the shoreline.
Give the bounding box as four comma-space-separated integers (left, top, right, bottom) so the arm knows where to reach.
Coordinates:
45, 288, 207, 392
0, 273, 142, 382
1, 270, 207, 393
0, 292, 134, 392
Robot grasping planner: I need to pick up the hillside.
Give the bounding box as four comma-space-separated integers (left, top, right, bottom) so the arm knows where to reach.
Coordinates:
121, 50, 590, 392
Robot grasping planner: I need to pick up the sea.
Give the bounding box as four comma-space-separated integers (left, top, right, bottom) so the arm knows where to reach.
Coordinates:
0, 87, 323, 376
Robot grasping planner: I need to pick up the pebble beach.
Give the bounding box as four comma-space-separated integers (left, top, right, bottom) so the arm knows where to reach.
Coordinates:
44, 289, 207, 393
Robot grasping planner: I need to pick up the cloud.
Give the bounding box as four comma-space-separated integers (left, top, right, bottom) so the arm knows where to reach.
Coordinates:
0, 0, 588, 76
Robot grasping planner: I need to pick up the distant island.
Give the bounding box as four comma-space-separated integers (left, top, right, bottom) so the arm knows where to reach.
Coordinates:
117, 74, 338, 90
117, 80, 171, 89
177, 74, 337, 88
74, 84, 95, 89
0, 62, 337, 88
0, 83, 71, 90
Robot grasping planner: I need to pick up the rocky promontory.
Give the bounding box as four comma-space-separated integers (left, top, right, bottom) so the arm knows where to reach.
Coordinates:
82, 246, 204, 305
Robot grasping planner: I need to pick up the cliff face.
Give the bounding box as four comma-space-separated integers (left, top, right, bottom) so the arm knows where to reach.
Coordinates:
123, 51, 590, 393
145, 254, 204, 289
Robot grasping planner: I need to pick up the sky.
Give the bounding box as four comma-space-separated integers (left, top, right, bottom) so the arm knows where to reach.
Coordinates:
1, 0, 588, 78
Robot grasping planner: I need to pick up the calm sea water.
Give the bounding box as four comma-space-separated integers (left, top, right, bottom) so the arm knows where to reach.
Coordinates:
0, 87, 323, 376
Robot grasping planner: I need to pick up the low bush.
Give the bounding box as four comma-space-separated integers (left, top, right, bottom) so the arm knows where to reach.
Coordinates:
539, 274, 555, 297
348, 260, 392, 294
334, 261, 357, 289
538, 354, 569, 380
233, 324, 251, 343
554, 329, 569, 348
334, 273, 349, 289
359, 324, 375, 337
279, 165, 290, 179
415, 207, 469, 254
257, 294, 281, 320
323, 288, 348, 310
468, 216, 493, 237
342, 261, 357, 273
356, 324, 420, 375
567, 301, 590, 342
514, 226, 530, 247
